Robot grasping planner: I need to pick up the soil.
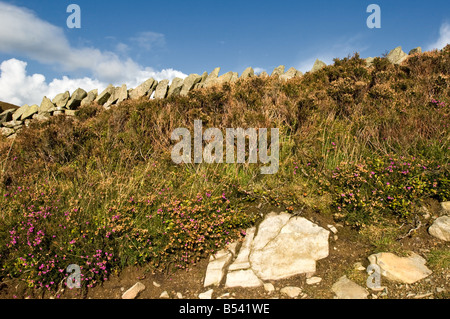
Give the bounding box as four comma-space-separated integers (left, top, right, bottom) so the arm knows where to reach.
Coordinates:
0, 203, 448, 300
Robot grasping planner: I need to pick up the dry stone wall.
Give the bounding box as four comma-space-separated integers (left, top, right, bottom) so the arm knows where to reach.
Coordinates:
0, 46, 420, 139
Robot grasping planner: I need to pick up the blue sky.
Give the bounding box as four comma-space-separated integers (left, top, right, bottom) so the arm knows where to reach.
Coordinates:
0, 0, 449, 105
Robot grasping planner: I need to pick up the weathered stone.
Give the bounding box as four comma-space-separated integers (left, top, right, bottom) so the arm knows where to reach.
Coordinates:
129, 78, 157, 100
259, 71, 269, 78
32, 113, 51, 121
81, 89, 98, 107
117, 84, 128, 103
241, 67, 254, 79
225, 269, 263, 288
39, 97, 55, 114
105, 85, 128, 108
409, 47, 422, 55
21, 104, 39, 120
53, 111, 64, 116
153, 281, 161, 288
200, 71, 208, 83
203, 243, 237, 287
280, 286, 302, 298
52, 91, 70, 108
228, 227, 256, 271
7, 133, 17, 140
194, 72, 209, 89
65, 110, 77, 117
181, 74, 202, 96
306, 277, 322, 285
167, 78, 184, 97
251, 212, 291, 251
332, 276, 369, 299
250, 214, 330, 280
264, 283, 275, 293
441, 202, 450, 214
2, 120, 23, 129
230, 72, 239, 83
353, 262, 366, 271
12, 105, 29, 121
429, 216, 450, 241
1, 127, 15, 137
311, 59, 327, 72
104, 88, 120, 108
271, 65, 285, 77
198, 289, 214, 299
368, 252, 432, 284
122, 282, 146, 299
365, 57, 375, 67
159, 291, 170, 299
66, 88, 87, 110
0, 109, 14, 124
95, 85, 115, 105
327, 225, 338, 234
154, 80, 169, 99
216, 71, 234, 85
203, 67, 221, 87
280, 67, 298, 81
387, 46, 408, 65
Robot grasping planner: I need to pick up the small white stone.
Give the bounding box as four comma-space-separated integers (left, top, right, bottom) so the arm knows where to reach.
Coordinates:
153, 281, 161, 287
159, 291, 170, 299
414, 293, 433, 299
176, 292, 183, 299
199, 289, 214, 299
327, 225, 338, 234
332, 276, 369, 299
122, 282, 146, 299
353, 262, 366, 271
264, 283, 275, 293
306, 277, 322, 285
280, 286, 302, 298
429, 216, 450, 241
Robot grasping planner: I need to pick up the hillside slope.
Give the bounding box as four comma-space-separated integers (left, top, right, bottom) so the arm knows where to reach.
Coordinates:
0, 47, 449, 299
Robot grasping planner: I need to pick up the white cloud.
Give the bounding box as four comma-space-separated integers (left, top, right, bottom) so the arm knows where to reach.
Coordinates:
253, 67, 266, 75
130, 31, 166, 51
0, 2, 187, 105
0, 59, 104, 106
427, 22, 450, 51
0, 58, 187, 106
